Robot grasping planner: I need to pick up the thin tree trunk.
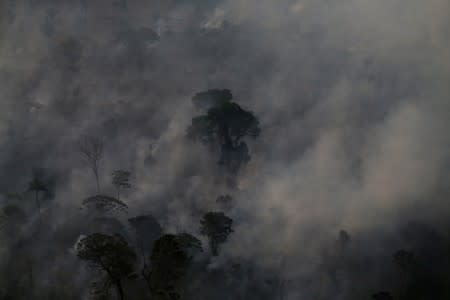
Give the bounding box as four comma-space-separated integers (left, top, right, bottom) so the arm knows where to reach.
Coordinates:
142, 266, 153, 297
35, 190, 41, 229
28, 257, 34, 293
94, 169, 100, 194
401, 270, 409, 300
116, 280, 125, 300
210, 239, 218, 256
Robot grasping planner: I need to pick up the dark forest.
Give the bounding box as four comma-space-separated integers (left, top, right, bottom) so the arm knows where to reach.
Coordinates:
0, 1, 449, 299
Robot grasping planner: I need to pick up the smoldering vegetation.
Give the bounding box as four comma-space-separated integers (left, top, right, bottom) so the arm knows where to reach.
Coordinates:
0, 0, 449, 299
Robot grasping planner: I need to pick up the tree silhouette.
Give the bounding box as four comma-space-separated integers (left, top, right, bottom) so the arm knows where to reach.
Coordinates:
112, 170, 131, 200
128, 215, 162, 260
175, 232, 203, 258
191, 89, 233, 110
200, 211, 233, 256
149, 233, 202, 299
76, 233, 137, 300
27, 169, 49, 228
82, 195, 128, 214
128, 215, 162, 293
79, 136, 104, 193
336, 229, 351, 253
187, 89, 260, 181
394, 249, 415, 299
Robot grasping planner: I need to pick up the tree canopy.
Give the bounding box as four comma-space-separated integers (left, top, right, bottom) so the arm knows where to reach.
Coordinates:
187, 89, 260, 177
76, 233, 137, 300
82, 194, 128, 213
149, 233, 202, 299
191, 89, 233, 110
200, 211, 233, 256
112, 170, 131, 200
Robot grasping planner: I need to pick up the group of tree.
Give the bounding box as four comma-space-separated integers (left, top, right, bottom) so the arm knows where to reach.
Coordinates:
2, 89, 449, 300
76, 210, 234, 299
75, 128, 236, 299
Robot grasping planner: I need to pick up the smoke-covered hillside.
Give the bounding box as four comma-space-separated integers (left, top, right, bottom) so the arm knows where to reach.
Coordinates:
0, 1, 449, 299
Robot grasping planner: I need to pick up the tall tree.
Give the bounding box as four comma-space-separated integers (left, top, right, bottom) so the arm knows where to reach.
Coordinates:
27, 169, 49, 228
128, 215, 162, 261
149, 233, 202, 299
200, 211, 233, 256
187, 89, 260, 182
79, 136, 104, 193
129, 215, 162, 294
76, 233, 137, 300
112, 170, 131, 200
394, 249, 415, 299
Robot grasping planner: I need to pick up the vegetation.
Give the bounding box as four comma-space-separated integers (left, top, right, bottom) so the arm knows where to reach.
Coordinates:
0, 2, 448, 299
76, 233, 137, 300
188, 89, 260, 183
111, 170, 131, 200
200, 211, 234, 256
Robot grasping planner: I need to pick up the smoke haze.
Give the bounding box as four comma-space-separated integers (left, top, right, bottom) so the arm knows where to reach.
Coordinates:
0, 0, 449, 299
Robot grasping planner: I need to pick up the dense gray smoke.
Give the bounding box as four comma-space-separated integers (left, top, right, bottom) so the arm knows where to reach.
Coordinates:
0, 0, 449, 299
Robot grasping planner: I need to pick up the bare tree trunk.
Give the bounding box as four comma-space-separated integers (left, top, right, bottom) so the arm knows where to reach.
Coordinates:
94, 169, 100, 194
115, 280, 125, 300
27, 257, 34, 293
142, 266, 153, 297
35, 190, 41, 229
79, 135, 104, 194
210, 239, 218, 256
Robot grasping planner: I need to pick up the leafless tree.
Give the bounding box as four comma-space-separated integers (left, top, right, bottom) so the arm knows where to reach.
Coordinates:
79, 136, 104, 193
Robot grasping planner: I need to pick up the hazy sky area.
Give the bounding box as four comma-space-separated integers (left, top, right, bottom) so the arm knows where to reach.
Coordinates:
0, 1, 449, 299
